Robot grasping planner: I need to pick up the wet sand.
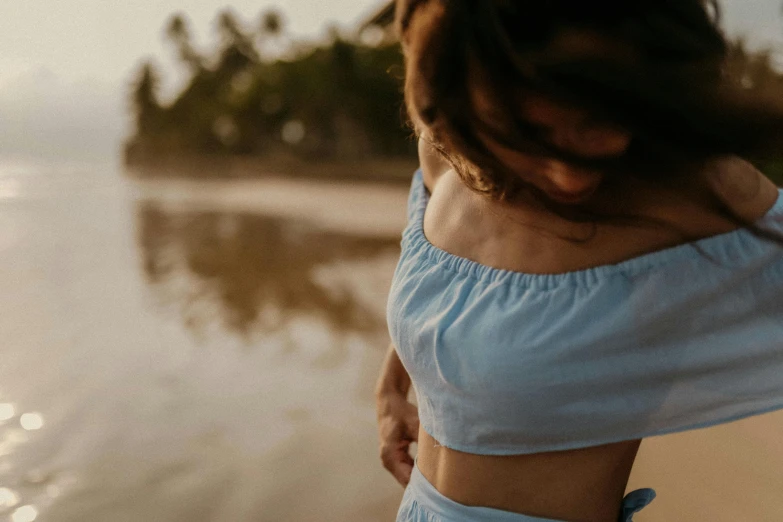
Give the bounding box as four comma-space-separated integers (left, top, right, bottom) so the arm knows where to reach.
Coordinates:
0, 166, 409, 521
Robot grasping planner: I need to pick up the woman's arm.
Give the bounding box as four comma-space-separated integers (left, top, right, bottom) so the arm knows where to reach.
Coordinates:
375, 342, 412, 398
375, 343, 419, 486
375, 139, 442, 486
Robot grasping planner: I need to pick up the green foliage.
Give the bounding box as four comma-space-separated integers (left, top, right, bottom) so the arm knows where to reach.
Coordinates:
126, 10, 414, 165
725, 40, 783, 185
756, 159, 783, 186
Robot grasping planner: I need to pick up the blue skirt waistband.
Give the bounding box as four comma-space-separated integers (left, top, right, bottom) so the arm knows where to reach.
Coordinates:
396, 459, 656, 522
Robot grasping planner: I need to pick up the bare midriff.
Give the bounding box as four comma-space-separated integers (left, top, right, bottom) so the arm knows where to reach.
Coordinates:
416, 428, 642, 522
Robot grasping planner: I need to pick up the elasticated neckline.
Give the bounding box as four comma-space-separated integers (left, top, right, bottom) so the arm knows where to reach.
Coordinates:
407, 169, 783, 289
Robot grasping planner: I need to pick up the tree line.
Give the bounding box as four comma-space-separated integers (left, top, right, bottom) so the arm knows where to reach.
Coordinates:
125, 9, 414, 169
125, 8, 783, 183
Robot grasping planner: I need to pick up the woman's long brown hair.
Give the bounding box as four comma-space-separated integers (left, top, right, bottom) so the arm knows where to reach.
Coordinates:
397, 0, 783, 247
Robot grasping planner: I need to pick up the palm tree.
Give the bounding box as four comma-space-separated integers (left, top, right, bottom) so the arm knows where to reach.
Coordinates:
260, 9, 283, 37
165, 13, 203, 73
217, 9, 259, 65
256, 9, 286, 59
132, 61, 161, 135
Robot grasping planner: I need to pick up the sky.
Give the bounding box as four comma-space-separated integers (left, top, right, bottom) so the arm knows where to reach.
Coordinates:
0, 0, 781, 163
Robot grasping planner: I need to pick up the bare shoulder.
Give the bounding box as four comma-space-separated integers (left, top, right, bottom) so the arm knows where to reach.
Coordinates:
704, 157, 780, 223
418, 138, 450, 192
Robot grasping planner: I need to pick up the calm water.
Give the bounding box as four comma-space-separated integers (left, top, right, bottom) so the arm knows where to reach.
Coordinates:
0, 161, 408, 522
2, 161, 783, 522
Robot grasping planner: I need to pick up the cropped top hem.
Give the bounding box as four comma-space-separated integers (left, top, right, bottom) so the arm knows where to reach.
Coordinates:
419, 401, 783, 456
405, 169, 783, 290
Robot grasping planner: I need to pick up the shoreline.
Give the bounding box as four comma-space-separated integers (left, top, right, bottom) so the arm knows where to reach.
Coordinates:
123, 154, 419, 186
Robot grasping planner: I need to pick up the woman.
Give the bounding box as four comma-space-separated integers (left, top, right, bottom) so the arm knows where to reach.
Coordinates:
376, 1, 783, 521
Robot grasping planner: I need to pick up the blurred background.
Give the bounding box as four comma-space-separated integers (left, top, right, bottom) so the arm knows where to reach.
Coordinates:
1, 1, 783, 521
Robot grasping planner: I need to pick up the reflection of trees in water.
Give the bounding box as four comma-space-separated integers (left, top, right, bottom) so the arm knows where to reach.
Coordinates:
136, 203, 399, 339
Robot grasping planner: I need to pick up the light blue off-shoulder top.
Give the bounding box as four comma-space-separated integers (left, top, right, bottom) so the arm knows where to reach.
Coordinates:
387, 169, 783, 455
